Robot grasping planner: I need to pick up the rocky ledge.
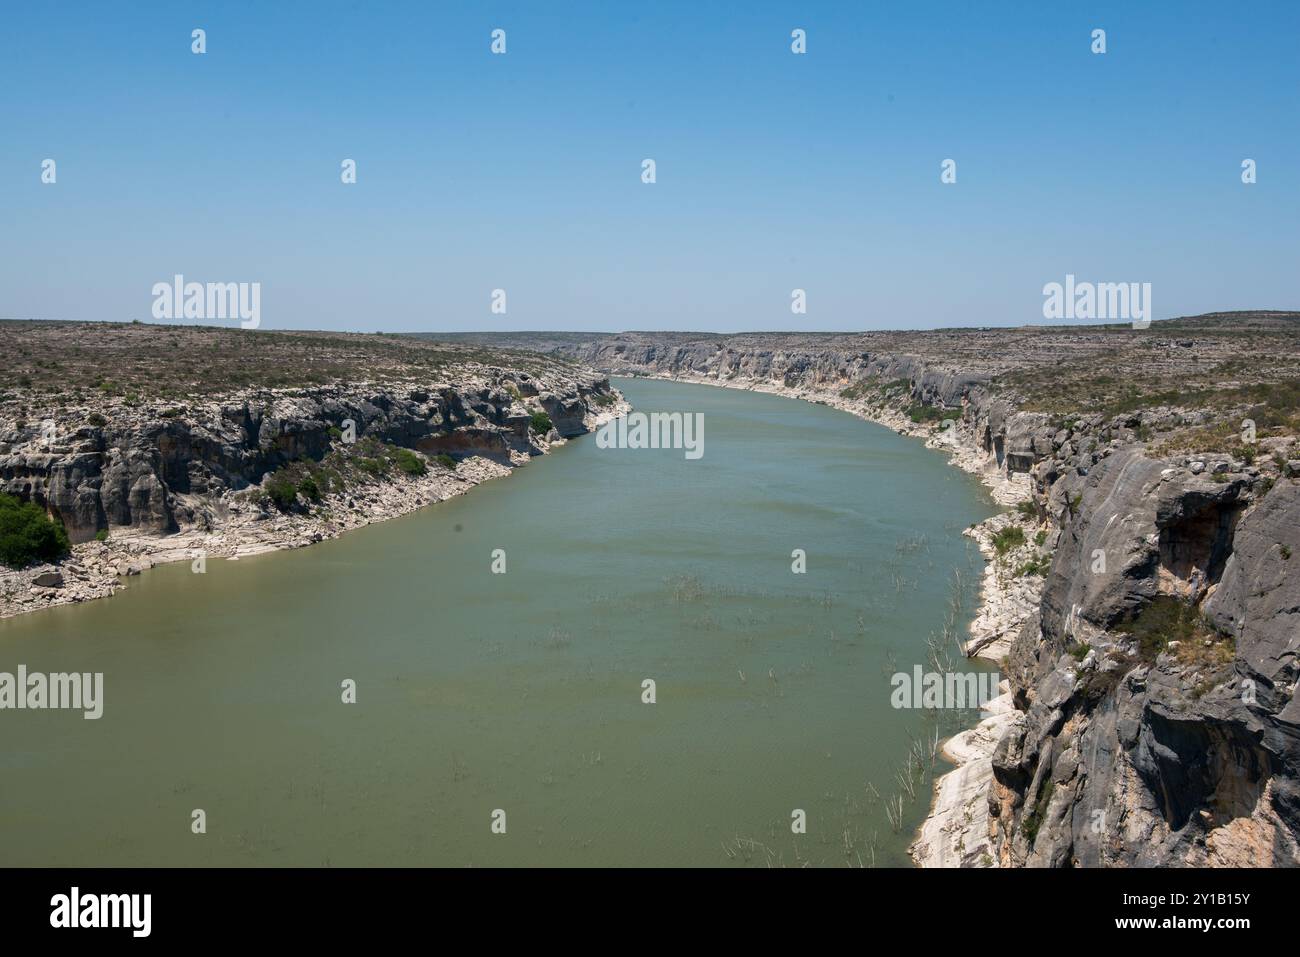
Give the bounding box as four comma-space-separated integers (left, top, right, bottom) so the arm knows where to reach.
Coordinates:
478, 315, 1300, 868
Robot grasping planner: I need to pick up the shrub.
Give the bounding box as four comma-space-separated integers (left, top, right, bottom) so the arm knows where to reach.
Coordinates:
265, 476, 300, 511
992, 525, 1026, 556
95, 529, 109, 543
1015, 499, 1038, 520
1016, 553, 1051, 577
1115, 595, 1233, 665
905, 402, 955, 425
393, 448, 426, 476
434, 453, 456, 470
529, 411, 554, 434
297, 475, 321, 502
0, 493, 71, 569
88, 412, 108, 427
318, 467, 344, 493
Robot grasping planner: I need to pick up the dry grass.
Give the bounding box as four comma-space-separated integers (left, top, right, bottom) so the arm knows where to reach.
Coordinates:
0, 319, 578, 405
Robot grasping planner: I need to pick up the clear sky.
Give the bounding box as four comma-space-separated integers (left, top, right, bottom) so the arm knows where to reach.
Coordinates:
1, 1, 1296, 333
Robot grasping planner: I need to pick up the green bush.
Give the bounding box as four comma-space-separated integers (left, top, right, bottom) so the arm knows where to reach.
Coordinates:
529, 411, 554, 434
297, 475, 321, 502
905, 402, 955, 424
992, 525, 1026, 556
318, 467, 344, 493
1016, 553, 1051, 577
266, 477, 300, 511
393, 448, 426, 476
95, 528, 110, 543
434, 453, 456, 470
88, 412, 108, 427
0, 493, 71, 569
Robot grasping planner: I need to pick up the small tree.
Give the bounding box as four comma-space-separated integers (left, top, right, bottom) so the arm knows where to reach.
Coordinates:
0, 493, 71, 568
266, 477, 299, 511
529, 411, 554, 435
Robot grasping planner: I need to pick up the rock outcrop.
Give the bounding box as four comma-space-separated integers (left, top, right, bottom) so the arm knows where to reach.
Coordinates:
993, 456, 1299, 867
1, 371, 617, 545
1, 347, 624, 619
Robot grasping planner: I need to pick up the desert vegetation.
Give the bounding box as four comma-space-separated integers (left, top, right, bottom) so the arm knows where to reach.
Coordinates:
0, 492, 71, 568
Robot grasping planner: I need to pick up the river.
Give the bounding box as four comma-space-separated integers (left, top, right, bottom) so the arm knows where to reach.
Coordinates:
0, 377, 996, 866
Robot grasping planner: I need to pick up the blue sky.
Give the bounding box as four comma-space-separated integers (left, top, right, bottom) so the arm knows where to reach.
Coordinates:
1, 1, 1296, 332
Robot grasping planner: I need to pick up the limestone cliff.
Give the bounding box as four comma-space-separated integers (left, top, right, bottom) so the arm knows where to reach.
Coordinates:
0, 323, 624, 618
515, 321, 1300, 868
1, 370, 617, 545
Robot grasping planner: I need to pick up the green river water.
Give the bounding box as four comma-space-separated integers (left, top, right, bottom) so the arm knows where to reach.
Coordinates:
0, 377, 996, 866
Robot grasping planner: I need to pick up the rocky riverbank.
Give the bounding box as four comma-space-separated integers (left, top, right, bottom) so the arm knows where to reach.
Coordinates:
1, 324, 628, 621
486, 316, 1300, 868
